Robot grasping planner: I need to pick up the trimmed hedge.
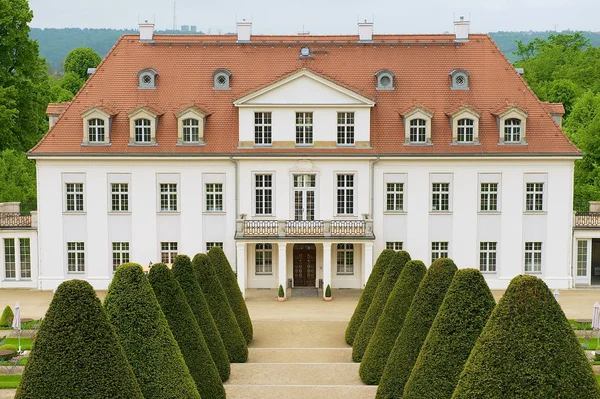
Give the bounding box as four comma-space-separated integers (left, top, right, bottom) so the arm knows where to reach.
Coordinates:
148, 264, 225, 399
352, 250, 412, 362
192, 253, 248, 363
359, 260, 426, 385
208, 246, 254, 344
15, 280, 143, 399
376, 258, 457, 399
451, 275, 600, 399
172, 255, 231, 382
104, 263, 200, 399
345, 249, 395, 345
0, 306, 14, 327
403, 269, 495, 399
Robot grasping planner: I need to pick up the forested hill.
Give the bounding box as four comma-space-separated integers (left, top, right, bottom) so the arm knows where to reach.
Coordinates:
31, 28, 600, 70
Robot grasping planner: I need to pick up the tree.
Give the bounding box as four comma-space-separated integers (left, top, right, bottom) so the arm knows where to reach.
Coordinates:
0, 305, 14, 327
192, 253, 248, 363
452, 275, 600, 399
172, 255, 231, 382
15, 280, 143, 399
345, 249, 395, 345
403, 269, 495, 399
148, 264, 225, 399
376, 258, 457, 399
208, 246, 253, 343
359, 260, 426, 385
104, 263, 200, 399
58, 72, 85, 96
352, 251, 412, 362
0, 149, 37, 203
63, 47, 102, 80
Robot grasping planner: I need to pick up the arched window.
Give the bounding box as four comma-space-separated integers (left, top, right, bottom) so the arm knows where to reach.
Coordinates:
213, 69, 232, 90
449, 69, 470, 90
255, 243, 273, 274
504, 118, 521, 143
182, 118, 199, 142
375, 69, 395, 90
409, 119, 427, 143
135, 119, 152, 143
88, 118, 105, 142
138, 69, 158, 89
457, 118, 474, 142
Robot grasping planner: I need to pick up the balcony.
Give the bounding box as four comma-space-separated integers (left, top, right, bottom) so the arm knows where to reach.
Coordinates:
235, 217, 374, 239
0, 202, 37, 229
574, 213, 600, 228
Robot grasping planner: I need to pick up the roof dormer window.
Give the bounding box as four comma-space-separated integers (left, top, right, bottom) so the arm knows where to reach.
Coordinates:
449, 69, 469, 90
135, 119, 152, 143
88, 119, 105, 143
504, 118, 521, 143
448, 106, 480, 144
401, 106, 434, 145
494, 105, 528, 145
213, 69, 231, 90
138, 68, 158, 89
128, 106, 161, 145
375, 69, 395, 90
81, 106, 115, 145
176, 105, 208, 145
410, 119, 427, 143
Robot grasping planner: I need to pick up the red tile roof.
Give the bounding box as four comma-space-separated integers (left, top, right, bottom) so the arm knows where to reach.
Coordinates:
45, 102, 70, 116
31, 33, 580, 157
541, 102, 566, 116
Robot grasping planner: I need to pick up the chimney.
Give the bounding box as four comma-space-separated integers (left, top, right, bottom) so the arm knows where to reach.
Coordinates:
358, 20, 373, 42
237, 20, 252, 42
139, 21, 155, 42
454, 16, 470, 42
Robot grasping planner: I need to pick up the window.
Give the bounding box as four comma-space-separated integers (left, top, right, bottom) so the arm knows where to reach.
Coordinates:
161, 242, 178, 264
337, 244, 354, 274
160, 183, 178, 212
431, 242, 449, 263
206, 242, 223, 252
450, 70, 470, 90
479, 242, 497, 272
504, 118, 521, 143
432, 183, 450, 211
4, 239, 15, 279
526, 183, 544, 212
296, 112, 313, 145
112, 242, 130, 272
135, 119, 152, 143
67, 242, 85, 273
206, 183, 223, 212
88, 119, 105, 142
386, 183, 404, 212
255, 175, 273, 215
409, 119, 427, 143
337, 112, 355, 145
254, 112, 272, 145
213, 69, 231, 90
294, 174, 316, 221
20, 238, 31, 279
337, 174, 354, 215
111, 183, 129, 212
138, 69, 157, 89
386, 242, 403, 250
255, 243, 273, 274
577, 240, 588, 277
480, 183, 498, 212
375, 69, 395, 90
182, 119, 199, 142
457, 118, 474, 143
525, 242, 542, 273
66, 183, 84, 212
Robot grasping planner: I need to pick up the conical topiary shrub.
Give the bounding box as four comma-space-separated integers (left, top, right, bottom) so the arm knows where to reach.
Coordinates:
359, 260, 427, 385
403, 269, 495, 399
172, 254, 230, 382
104, 263, 200, 399
345, 249, 395, 345
377, 258, 457, 399
15, 280, 143, 399
208, 246, 253, 343
192, 253, 248, 363
0, 305, 14, 327
352, 250, 411, 362
451, 275, 600, 399
148, 264, 226, 399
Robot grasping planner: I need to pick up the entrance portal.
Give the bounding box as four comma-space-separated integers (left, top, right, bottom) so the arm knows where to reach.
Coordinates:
293, 244, 316, 287
592, 239, 600, 285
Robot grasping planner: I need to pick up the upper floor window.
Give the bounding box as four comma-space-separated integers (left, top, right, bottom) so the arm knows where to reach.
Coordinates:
480, 183, 498, 212
88, 119, 105, 143
524, 242, 542, 273
128, 107, 160, 145
296, 112, 313, 145
450, 107, 480, 144
409, 119, 427, 143
176, 106, 207, 145
495, 106, 528, 145
138, 68, 158, 89
183, 119, 199, 143
337, 112, 355, 145
386, 183, 404, 212
254, 112, 272, 145
525, 183, 544, 212
504, 118, 521, 143
255, 243, 273, 275
161, 242, 178, 264
135, 119, 152, 143
4, 239, 15, 279
336, 174, 354, 215
402, 106, 433, 145
160, 183, 178, 212
82, 106, 114, 145
457, 118, 474, 143
20, 238, 31, 279
431, 183, 450, 212
431, 242, 449, 263
206, 183, 223, 212
111, 183, 129, 212
67, 242, 85, 273
213, 69, 231, 90
255, 175, 273, 215
66, 183, 84, 212
336, 244, 354, 275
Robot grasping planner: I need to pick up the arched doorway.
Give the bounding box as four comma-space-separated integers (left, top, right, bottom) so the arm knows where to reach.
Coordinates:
293, 244, 316, 287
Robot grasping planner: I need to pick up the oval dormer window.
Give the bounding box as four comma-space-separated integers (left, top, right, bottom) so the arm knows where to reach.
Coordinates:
449, 69, 469, 90
375, 69, 395, 90
138, 68, 158, 89
213, 69, 232, 90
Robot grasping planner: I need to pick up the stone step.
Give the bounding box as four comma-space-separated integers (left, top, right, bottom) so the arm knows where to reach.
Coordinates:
224, 384, 377, 399
226, 363, 363, 386
251, 321, 349, 348
248, 347, 352, 363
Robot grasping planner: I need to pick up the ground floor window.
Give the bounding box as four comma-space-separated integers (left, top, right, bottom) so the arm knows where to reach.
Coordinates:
20, 238, 31, 279
4, 239, 15, 279
524, 242, 542, 273
67, 242, 85, 273
385, 242, 403, 251
206, 242, 223, 252
255, 243, 273, 275
431, 242, 449, 263
112, 242, 130, 272
577, 240, 588, 277
479, 242, 497, 272
161, 242, 178, 264
336, 243, 354, 275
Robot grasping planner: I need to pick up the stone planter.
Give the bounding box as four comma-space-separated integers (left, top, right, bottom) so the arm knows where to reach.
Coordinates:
278, 297, 286, 302
324, 296, 333, 302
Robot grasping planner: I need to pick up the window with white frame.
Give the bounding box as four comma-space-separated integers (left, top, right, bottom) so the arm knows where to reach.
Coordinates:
504, 118, 521, 143
111, 183, 129, 212
255, 243, 273, 274
386, 183, 404, 212
66, 183, 84, 212
337, 112, 355, 145
431, 242, 449, 263
296, 112, 313, 145
431, 183, 450, 211
255, 175, 273, 215
20, 238, 31, 279
409, 119, 427, 143
161, 242, 178, 264
577, 240, 588, 277
457, 118, 474, 143
88, 119, 105, 142
112, 242, 130, 272
135, 119, 152, 143
67, 242, 85, 273
336, 174, 354, 215
336, 244, 354, 274
206, 242, 223, 252
206, 183, 223, 212
160, 183, 178, 212
4, 239, 15, 279
479, 242, 497, 272
254, 112, 272, 145
480, 183, 498, 212
386, 242, 403, 250
525, 183, 544, 212
182, 118, 200, 143
525, 242, 542, 273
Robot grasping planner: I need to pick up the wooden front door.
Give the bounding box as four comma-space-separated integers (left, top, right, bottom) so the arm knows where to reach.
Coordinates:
293, 244, 316, 287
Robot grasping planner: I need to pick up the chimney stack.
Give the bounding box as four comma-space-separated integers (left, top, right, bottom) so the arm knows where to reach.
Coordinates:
454, 16, 470, 42
139, 21, 155, 42
237, 20, 252, 42
358, 20, 373, 42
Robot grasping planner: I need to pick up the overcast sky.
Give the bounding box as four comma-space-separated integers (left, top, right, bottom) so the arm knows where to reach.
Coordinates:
29, 0, 598, 34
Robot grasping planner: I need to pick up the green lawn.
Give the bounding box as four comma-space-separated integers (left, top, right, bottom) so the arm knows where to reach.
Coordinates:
2, 338, 32, 351
570, 319, 593, 330
0, 374, 20, 389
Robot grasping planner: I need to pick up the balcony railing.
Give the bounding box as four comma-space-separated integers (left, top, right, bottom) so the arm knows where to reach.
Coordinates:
236, 218, 374, 239
0, 212, 32, 228
574, 213, 600, 229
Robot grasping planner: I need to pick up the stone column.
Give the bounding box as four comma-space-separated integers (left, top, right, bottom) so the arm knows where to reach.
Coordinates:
236, 242, 247, 299
363, 242, 374, 288
323, 242, 332, 298
278, 243, 287, 297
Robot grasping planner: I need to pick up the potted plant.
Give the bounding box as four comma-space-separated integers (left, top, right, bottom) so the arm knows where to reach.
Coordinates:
278, 284, 286, 302
324, 284, 332, 301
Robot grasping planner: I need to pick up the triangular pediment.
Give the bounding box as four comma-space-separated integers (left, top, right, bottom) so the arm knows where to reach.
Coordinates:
233, 69, 375, 107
